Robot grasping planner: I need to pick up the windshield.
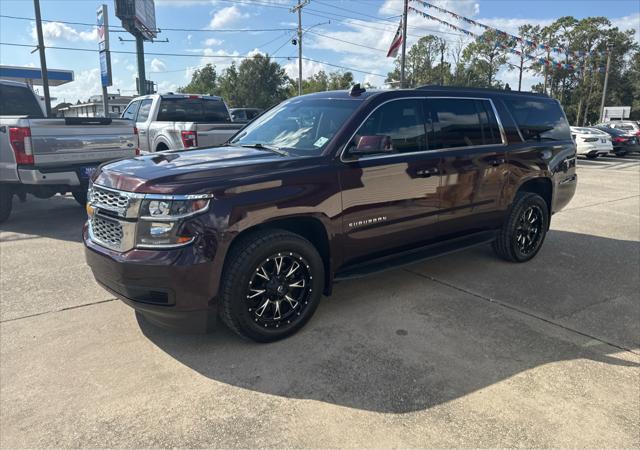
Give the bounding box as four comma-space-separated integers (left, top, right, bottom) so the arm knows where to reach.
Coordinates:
229, 98, 362, 155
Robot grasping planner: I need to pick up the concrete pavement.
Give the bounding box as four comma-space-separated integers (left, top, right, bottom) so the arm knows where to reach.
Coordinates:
1, 155, 638, 448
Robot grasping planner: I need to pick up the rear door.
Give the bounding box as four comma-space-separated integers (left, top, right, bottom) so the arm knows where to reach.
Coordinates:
428, 97, 509, 236
339, 97, 442, 265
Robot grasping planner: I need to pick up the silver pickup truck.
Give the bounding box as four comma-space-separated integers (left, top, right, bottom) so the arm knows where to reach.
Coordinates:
0, 79, 137, 223
122, 93, 244, 153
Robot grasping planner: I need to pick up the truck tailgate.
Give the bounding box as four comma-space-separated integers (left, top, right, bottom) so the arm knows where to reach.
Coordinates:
28, 118, 137, 166
194, 122, 244, 147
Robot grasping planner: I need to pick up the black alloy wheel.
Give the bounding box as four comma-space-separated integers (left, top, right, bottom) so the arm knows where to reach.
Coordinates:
514, 205, 544, 256
246, 252, 313, 328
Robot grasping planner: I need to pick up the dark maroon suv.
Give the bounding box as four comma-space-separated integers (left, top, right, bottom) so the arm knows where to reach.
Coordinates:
84, 85, 577, 342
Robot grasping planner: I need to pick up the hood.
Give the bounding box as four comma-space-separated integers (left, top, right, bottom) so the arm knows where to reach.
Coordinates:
94, 146, 290, 193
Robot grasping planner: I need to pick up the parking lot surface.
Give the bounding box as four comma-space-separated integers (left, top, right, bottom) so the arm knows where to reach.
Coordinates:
1, 155, 639, 448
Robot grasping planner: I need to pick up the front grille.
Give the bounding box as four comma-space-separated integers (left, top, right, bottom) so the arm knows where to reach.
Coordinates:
92, 186, 131, 213
91, 215, 124, 250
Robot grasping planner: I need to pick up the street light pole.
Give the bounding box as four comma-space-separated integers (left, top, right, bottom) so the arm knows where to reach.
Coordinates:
33, 0, 51, 116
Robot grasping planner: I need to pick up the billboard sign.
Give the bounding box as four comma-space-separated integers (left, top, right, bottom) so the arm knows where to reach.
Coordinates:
115, 0, 157, 41
97, 4, 109, 51
603, 106, 631, 121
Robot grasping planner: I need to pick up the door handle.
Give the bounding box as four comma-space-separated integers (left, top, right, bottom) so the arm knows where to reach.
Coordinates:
489, 158, 506, 167
138, 130, 146, 135
415, 167, 439, 178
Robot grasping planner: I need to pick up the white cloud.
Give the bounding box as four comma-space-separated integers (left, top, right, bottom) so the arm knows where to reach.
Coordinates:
612, 13, 640, 43
203, 37, 224, 46
150, 58, 167, 73
283, 57, 329, 80
31, 22, 97, 43
209, 5, 249, 29
49, 68, 100, 103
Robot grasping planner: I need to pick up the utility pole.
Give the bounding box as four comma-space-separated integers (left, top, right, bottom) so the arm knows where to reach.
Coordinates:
439, 39, 446, 85
33, 0, 51, 116
400, 0, 408, 88
291, 0, 309, 96
136, 33, 147, 95
599, 46, 612, 123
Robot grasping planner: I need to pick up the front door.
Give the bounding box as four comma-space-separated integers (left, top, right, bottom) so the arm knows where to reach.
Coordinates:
339, 98, 442, 266
425, 97, 509, 236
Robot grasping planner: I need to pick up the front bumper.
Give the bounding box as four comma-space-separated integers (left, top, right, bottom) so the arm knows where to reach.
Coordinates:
84, 225, 220, 332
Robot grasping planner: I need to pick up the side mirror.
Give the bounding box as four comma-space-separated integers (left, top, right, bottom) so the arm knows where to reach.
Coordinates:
349, 135, 393, 155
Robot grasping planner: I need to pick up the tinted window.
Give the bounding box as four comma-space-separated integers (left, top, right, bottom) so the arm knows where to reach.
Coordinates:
504, 98, 571, 142
0, 83, 45, 118
350, 99, 426, 154
246, 110, 260, 119
157, 98, 202, 122
136, 99, 153, 122
203, 100, 230, 122
426, 98, 495, 149
122, 101, 140, 121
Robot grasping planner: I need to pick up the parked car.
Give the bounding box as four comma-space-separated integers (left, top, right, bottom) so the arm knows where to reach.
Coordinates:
0, 79, 138, 223
122, 93, 244, 152
597, 121, 640, 138
230, 108, 262, 123
84, 85, 577, 342
594, 126, 640, 155
570, 126, 613, 158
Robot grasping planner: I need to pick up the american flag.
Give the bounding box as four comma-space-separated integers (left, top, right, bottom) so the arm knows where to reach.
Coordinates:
386, 17, 404, 58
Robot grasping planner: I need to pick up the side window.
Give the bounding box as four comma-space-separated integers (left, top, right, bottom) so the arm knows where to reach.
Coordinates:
122, 101, 140, 121
426, 98, 484, 149
503, 98, 571, 142
349, 99, 426, 155
136, 99, 153, 122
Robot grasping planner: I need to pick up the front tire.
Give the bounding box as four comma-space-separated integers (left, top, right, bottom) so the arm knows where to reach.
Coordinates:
219, 230, 324, 342
493, 192, 549, 263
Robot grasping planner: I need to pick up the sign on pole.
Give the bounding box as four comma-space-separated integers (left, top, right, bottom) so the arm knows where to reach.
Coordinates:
97, 4, 112, 87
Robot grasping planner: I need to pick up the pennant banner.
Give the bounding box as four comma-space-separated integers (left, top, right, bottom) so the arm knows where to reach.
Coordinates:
409, 0, 608, 58
408, 7, 606, 73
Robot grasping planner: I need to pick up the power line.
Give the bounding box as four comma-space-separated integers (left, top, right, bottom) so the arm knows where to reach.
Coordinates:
0, 41, 388, 78
305, 30, 387, 54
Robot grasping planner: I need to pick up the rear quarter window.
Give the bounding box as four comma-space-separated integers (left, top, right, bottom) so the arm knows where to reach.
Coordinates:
0, 83, 45, 118
504, 98, 571, 142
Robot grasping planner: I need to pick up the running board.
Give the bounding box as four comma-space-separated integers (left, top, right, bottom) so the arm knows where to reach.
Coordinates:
334, 230, 497, 281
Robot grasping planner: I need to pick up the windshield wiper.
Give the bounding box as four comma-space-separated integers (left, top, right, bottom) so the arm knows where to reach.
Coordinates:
238, 143, 289, 157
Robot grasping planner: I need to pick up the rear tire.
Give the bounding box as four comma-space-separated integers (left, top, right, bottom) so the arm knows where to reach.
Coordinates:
586, 153, 598, 159
493, 192, 549, 263
219, 229, 324, 342
0, 187, 13, 224
72, 189, 87, 206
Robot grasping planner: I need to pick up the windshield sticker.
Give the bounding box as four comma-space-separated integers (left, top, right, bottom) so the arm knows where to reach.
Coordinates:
314, 136, 329, 147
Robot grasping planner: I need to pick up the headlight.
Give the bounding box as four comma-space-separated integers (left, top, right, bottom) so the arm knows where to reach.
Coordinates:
136, 195, 212, 248
140, 197, 210, 219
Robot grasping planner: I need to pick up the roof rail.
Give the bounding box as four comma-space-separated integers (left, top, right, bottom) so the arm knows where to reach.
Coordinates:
416, 84, 549, 97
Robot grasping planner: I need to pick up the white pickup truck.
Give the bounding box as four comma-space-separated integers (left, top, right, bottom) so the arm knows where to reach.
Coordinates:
122, 93, 244, 153
0, 79, 138, 223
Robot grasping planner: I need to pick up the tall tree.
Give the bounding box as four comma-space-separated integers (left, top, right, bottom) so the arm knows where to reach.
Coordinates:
387, 35, 446, 87
216, 63, 240, 107
460, 30, 509, 88
234, 54, 291, 109
179, 64, 217, 94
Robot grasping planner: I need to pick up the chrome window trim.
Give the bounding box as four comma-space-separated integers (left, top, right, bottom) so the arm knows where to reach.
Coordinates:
339, 96, 508, 163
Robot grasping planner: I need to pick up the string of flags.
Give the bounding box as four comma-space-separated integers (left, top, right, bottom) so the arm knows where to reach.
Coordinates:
407, 6, 606, 73
409, 0, 608, 59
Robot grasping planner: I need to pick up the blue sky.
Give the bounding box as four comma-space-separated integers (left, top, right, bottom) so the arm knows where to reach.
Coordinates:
1, 0, 638, 103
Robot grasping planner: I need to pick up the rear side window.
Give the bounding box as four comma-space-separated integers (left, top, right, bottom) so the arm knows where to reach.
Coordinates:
426, 98, 502, 149
504, 98, 571, 142
122, 101, 140, 121
0, 83, 44, 118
